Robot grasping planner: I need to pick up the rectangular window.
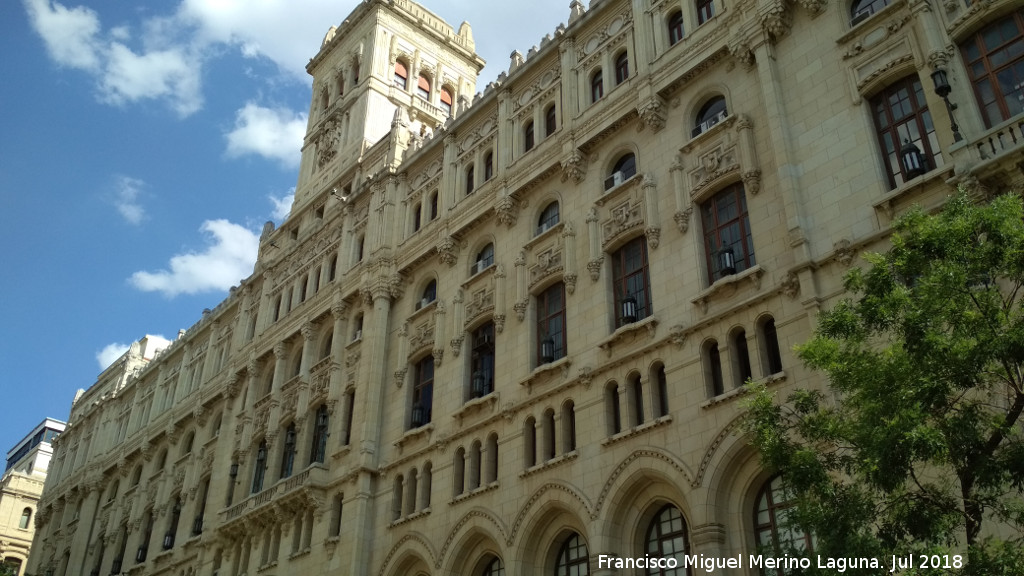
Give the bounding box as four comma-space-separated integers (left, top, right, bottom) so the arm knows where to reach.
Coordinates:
536, 283, 567, 364
870, 76, 943, 189
612, 237, 652, 327
697, 0, 714, 24
411, 357, 434, 427
701, 183, 755, 283
961, 10, 1024, 127
470, 323, 495, 398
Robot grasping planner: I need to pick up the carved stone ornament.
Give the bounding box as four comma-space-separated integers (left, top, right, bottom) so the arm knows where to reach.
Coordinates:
834, 239, 856, 267
728, 39, 755, 69
577, 366, 593, 389
760, 4, 792, 41
560, 150, 587, 184
565, 273, 578, 295
796, 0, 826, 14
742, 170, 762, 195
781, 272, 800, 299
637, 96, 666, 132
450, 335, 465, 357
646, 226, 661, 250
587, 257, 604, 282
496, 195, 519, 227
514, 300, 528, 322
316, 120, 341, 170
436, 236, 458, 267
394, 368, 407, 389
494, 313, 506, 334
669, 324, 687, 348
674, 206, 693, 234
432, 347, 445, 366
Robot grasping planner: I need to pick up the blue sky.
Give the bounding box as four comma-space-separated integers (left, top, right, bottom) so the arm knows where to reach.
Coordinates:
0, 0, 566, 452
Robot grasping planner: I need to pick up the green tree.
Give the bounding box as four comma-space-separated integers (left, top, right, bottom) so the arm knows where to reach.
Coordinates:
0, 563, 16, 576
745, 191, 1024, 575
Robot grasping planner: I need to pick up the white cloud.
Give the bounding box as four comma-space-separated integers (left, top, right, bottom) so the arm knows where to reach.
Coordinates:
130, 219, 259, 297
111, 175, 146, 224
24, 0, 102, 71
96, 342, 130, 370
225, 103, 306, 168
101, 43, 202, 116
269, 188, 294, 222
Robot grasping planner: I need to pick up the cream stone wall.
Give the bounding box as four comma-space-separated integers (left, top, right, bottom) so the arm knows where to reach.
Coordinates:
28, 0, 1024, 575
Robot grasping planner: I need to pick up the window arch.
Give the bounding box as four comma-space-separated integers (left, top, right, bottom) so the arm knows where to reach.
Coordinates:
606, 381, 622, 435
524, 416, 537, 468
481, 556, 505, 576
474, 243, 495, 274
961, 11, 1024, 127
410, 356, 434, 428
413, 201, 422, 232
537, 201, 560, 235
645, 504, 690, 575
394, 60, 409, 90
606, 152, 637, 190
701, 183, 755, 282
469, 322, 495, 399
545, 104, 558, 136
755, 475, 815, 564
730, 327, 752, 387
555, 533, 589, 576
251, 441, 268, 493
485, 432, 499, 483
419, 280, 437, 309
612, 235, 652, 327
336, 74, 345, 97
19, 507, 32, 529
703, 340, 724, 397
536, 282, 567, 365
615, 51, 630, 84
561, 400, 576, 453
652, 362, 669, 418
591, 69, 604, 102
280, 423, 297, 479
758, 315, 783, 375
310, 404, 329, 464
668, 11, 684, 45
429, 190, 438, 220
850, 0, 890, 25
693, 95, 727, 136
484, 151, 494, 181
524, 120, 535, 152
417, 75, 431, 100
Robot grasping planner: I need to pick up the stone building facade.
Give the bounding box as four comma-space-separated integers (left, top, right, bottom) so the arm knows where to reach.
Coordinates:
2, 419, 66, 576
27, 0, 1024, 575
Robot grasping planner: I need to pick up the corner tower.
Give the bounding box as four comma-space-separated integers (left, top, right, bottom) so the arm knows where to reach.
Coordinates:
292, 0, 485, 211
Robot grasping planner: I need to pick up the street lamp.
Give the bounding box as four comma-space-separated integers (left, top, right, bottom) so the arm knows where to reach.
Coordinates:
621, 294, 638, 324
900, 140, 927, 180
931, 68, 963, 142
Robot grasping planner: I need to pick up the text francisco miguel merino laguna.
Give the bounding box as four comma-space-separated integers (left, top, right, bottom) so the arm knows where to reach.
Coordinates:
597, 553, 964, 573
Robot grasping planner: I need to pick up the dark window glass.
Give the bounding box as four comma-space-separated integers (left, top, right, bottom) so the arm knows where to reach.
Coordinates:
645, 505, 690, 575
538, 202, 560, 235
280, 424, 296, 479
701, 183, 755, 282
394, 61, 408, 90
693, 96, 727, 136
484, 152, 494, 181
555, 533, 589, 576
850, 0, 891, 25
310, 404, 329, 464
615, 52, 630, 84
470, 322, 496, 398
960, 10, 1024, 127
591, 70, 604, 102
545, 105, 557, 136
697, 0, 714, 24
412, 357, 434, 426
612, 237, 652, 327
251, 442, 267, 493
524, 121, 535, 152
870, 75, 942, 188
669, 11, 684, 45
466, 165, 475, 194
537, 283, 567, 364
755, 475, 815, 569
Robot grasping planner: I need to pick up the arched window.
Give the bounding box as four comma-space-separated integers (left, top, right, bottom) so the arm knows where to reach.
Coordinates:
870, 75, 942, 189
310, 404, 329, 464
652, 363, 669, 418
352, 313, 363, 341
394, 60, 409, 90
421, 462, 432, 509
606, 382, 622, 435
561, 401, 576, 453
668, 11, 684, 45
413, 201, 422, 232
606, 153, 637, 190
484, 151, 494, 181
704, 340, 724, 397
755, 475, 815, 564
545, 104, 558, 136
469, 440, 482, 490
850, 0, 890, 25
758, 316, 784, 375
19, 507, 32, 529
645, 505, 690, 575
731, 328, 752, 387
466, 164, 476, 194
524, 416, 537, 468
131, 465, 142, 487
693, 96, 727, 136
482, 556, 505, 576
591, 69, 604, 102
474, 243, 495, 274
336, 74, 345, 97
555, 533, 589, 576
417, 75, 431, 100
252, 441, 267, 493
701, 183, 755, 281
615, 52, 630, 84
280, 423, 297, 479
538, 201, 560, 235
524, 120, 535, 152
392, 475, 404, 521
440, 87, 454, 116
485, 433, 499, 483
543, 408, 556, 461
429, 191, 438, 220
961, 11, 1024, 127
696, 0, 714, 24
419, 280, 437, 309
454, 446, 466, 496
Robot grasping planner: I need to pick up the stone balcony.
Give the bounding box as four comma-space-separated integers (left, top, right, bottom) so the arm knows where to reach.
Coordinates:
219, 463, 330, 529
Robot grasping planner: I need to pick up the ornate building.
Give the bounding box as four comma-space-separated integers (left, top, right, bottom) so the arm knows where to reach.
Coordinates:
2, 419, 66, 576
27, 0, 1024, 575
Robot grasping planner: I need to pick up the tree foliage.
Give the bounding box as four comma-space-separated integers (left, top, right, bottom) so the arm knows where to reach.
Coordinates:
745, 191, 1024, 575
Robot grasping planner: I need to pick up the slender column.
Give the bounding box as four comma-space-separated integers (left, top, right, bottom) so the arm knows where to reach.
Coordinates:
67, 486, 100, 575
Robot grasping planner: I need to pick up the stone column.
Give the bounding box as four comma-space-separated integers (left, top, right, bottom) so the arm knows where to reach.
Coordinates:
67, 485, 101, 575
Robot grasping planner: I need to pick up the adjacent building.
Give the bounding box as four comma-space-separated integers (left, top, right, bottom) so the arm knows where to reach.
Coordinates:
27, 0, 1024, 575
2, 419, 66, 576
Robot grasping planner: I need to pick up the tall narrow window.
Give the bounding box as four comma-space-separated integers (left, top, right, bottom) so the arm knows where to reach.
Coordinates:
591, 69, 604, 102
555, 534, 589, 576
524, 120, 535, 152
732, 328, 752, 387
536, 283, 567, 365
474, 243, 494, 274
311, 404, 329, 464
343, 389, 355, 445
693, 96, 727, 136
537, 201, 560, 235
630, 374, 645, 427
454, 447, 466, 496
705, 341, 724, 397
523, 417, 537, 468
668, 11, 684, 45
470, 322, 495, 399
440, 87, 454, 116
429, 191, 438, 220
485, 434, 498, 483
394, 61, 408, 90
420, 462, 432, 509
252, 441, 267, 493
870, 76, 942, 189
19, 507, 31, 529
756, 475, 815, 565
417, 75, 431, 100
545, 104, 557, 136
543, 408, 556, 461
280, 424, 296, 479
561, 401, 576, 453
701, 183, 755, 282
330, 493, 343, 537
466, 165, 476, 195
652, 363, 669, 418
392, 476, 404, 521
696, 0, 714, 24
612, 236, 652, 327
413, 202, 422, 232
411, 357, 434, 428
961, 11, 1024, 126
615, 52, 630, 84
607, 382, 622, 435
759, 316, 784, 375
645, 505, 690, 574
484, 151, 494, 181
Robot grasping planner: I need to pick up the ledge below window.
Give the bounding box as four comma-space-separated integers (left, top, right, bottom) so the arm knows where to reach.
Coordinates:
453, 392, 499, 425
519, 450, 579, 478
871, 167, 953, 222
701, 371, 786, 409
692, 265, 764, 314
601, 414, 673, 447
519, 356, 572, 392
394, 423, 434, 452
451, 481, 499, 504
389, 507, 431, 528
597, 315, 658, 356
